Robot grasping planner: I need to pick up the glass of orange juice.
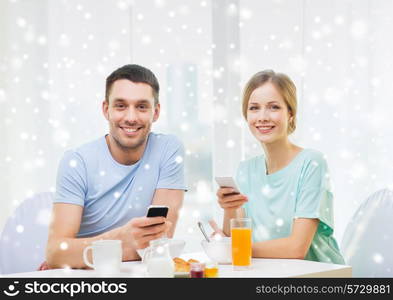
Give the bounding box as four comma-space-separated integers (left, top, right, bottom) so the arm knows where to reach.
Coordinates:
230, 218, 252, 270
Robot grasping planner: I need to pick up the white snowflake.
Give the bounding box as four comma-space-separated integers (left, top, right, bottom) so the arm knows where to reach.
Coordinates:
227, 3, 237, 16
261, 185, 271, 196
69, 159, 77, 168
156, 246, 164, 254
114, 192, 121, 198
275, 219, 284, 227
373, 253, 384, 264
16, 225, 24, 233
350, 163, 366, 179
192, 210, 200, 218
36, 35, 47, 45
60, 242, 69, 250
289, 55, 308, 74
240, 8, 252, 20
180, 122, 189, 131
226, 139, 235, 148
16, 17, 26, 27
175, 156, 183, 164
334, 15, 344, 25
20, 132, 29, 140
351, 20, 368, 39
35, 208, 51, 226
255, 225, 269, 240
312, 132, 321, 141
117, 0, 130, 10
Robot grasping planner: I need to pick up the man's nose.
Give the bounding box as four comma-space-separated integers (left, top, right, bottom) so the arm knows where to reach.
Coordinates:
124, 107, 138, 123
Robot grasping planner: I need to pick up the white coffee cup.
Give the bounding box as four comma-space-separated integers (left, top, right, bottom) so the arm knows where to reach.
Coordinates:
83, 240, 122, 275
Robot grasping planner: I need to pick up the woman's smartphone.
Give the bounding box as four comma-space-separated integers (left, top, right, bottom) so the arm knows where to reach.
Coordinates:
146, 205, 169, 218
215, 176, 240, 194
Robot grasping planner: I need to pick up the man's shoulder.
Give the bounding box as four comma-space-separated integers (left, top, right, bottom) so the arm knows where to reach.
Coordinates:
149, 132, 183, 149
62, 136, 105, 162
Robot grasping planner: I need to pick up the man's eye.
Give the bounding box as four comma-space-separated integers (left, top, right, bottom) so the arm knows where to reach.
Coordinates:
115, 104, 125, 108
138, 105, 148, 109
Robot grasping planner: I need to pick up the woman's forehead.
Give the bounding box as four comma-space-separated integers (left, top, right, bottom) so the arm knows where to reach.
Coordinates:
249, 83, 285, 104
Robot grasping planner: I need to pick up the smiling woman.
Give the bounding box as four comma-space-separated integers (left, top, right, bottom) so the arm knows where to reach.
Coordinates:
216, 70, 345, 264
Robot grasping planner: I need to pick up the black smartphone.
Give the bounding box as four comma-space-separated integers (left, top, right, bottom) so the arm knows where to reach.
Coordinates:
146, 205, 169, 218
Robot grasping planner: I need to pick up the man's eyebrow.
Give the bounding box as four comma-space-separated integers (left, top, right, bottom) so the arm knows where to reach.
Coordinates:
136, 99, 151, 104
111, 99, 151, 104
112, 98, 126, 103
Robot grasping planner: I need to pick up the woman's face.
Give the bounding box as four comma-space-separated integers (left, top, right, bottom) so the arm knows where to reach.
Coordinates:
247, 82, 292, 145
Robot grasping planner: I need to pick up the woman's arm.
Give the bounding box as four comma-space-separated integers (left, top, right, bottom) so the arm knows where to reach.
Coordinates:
223, 207, 245, 236
216, 187, 248, 236
252, 218, 319, 259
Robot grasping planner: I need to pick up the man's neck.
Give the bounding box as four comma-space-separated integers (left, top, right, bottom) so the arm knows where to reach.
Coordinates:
105, 135, 147, 165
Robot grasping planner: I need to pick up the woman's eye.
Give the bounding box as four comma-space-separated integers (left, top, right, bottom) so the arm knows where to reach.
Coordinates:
270, 105, 280, 110
249, 106, 258, 110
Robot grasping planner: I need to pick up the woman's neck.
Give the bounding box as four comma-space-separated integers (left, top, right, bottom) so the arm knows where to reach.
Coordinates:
262, 139, 302, 175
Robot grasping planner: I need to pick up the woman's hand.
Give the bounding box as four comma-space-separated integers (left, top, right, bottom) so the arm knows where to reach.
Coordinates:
216, 187, 248, 211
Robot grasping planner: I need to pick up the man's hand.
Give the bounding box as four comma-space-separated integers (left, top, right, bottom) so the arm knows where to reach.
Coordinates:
119, 216, 172, 260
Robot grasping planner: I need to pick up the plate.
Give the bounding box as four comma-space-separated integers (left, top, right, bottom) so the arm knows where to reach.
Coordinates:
174, 272, 190, 278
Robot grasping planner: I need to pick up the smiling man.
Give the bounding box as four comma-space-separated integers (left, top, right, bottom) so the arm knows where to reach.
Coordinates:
46, 65, 186, 269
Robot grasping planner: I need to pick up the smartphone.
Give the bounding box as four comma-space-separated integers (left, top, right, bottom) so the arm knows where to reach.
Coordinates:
215, 176, 240, 194
146, 205, 169, 218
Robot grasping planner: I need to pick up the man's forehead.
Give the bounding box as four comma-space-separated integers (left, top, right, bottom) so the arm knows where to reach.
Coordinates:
109, 79, 154, 102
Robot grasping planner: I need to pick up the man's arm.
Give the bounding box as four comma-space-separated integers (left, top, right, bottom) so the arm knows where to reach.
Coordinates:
46, 203, 170, 269
151, 189, 184, 238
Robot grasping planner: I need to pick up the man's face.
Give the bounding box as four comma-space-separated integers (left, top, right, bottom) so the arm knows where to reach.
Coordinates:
103, 79, 160, 151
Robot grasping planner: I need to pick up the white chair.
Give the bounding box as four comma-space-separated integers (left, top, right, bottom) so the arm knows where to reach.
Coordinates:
0, 192, 53, 274
341, 188, 393, 277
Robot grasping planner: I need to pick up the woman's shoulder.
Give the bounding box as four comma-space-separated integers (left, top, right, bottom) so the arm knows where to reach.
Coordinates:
237, 155, 264, 174
297, 148, 331, 178
238, 155, 264, 170
300, 148, 328, 164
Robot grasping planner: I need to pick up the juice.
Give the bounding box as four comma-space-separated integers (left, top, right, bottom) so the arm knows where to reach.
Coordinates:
204, 266, 218, 278
231, 227, 252, 267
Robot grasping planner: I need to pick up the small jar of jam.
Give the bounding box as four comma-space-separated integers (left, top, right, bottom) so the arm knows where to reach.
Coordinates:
190, 262, 205, 278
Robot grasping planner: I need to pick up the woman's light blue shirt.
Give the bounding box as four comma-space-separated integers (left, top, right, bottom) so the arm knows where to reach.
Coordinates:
236, 149, 345, 264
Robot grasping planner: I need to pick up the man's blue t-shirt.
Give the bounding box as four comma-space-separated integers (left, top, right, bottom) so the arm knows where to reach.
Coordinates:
54, 132, 186, 237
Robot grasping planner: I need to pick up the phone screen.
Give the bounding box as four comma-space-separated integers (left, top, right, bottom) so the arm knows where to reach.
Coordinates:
146, 206, 169, 218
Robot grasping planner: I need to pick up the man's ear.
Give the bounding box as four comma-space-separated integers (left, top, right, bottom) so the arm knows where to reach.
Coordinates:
153, 103, 160, 122
102, 100, 109, 120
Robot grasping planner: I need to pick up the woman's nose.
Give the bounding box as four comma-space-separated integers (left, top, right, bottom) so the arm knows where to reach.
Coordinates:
258, 108, 269, 121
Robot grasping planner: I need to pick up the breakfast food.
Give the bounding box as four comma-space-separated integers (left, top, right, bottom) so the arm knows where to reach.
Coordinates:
173, 257, 199, 273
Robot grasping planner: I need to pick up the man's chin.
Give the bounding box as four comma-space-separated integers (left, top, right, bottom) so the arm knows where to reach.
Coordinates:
116, 134, 149, 150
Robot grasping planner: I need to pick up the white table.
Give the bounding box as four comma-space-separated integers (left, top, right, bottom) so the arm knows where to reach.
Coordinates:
2, 252, 351, 278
